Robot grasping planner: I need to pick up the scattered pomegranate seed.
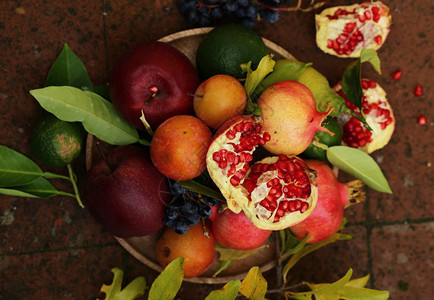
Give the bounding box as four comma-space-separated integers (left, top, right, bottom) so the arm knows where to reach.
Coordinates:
417, 115, 427, 126
414, 84, 423, 97
392, 70, 402, 80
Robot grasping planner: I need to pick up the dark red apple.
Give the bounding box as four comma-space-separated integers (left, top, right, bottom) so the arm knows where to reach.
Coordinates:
84, 145, 169, 238
109, 41, 200, 130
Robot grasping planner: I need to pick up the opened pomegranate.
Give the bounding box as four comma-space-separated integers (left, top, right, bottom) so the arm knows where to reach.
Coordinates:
206, 115, 318, 230
334, 79, 395, 153
315, 1, 391, 58
290, 160, 366, 243
258, 80, 333, 156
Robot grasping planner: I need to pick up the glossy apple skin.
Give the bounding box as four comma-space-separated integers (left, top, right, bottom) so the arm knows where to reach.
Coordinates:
109, 41, 200, 130
84, 145, 169, 238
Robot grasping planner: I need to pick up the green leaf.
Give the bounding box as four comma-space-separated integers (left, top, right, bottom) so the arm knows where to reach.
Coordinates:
341, 60, 362, 110
0, 145, 43, 187
45, 43, 93, 89
327, 146, 392, 194
0, 177, 70, 198
239, 266, 267, 300
100, 267, 146, 300
178, 180, 225, 201
29, 86, 144, 146
360, 49, 382, 74
244, 55, 275, 115
253, 60, 311, 99
345, 274, 370, 288
341, 50, 381, 112
148, 257, 184, 300
216, 243, 267, 262
292, 270, 389, 300
205, 280, 241, 300
213, 260, 233, 278
244, 54, 275, 98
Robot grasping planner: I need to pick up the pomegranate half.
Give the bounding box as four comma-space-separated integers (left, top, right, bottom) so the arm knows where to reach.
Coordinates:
334, 79, 395, 153
206, 115, 318, 230
315, 1, 392, 58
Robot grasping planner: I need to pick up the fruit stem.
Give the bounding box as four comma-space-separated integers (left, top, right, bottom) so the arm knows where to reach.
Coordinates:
67, 163, 84, 208
140, 110, 154, 137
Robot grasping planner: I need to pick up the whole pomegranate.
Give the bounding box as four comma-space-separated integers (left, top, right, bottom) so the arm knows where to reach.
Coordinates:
316, 1, 392, 58
290, 160, 366, 244
210, 205, 271, 250
334, 79, 395, 153
206, 115, 318, 230
257, 80, 333, 156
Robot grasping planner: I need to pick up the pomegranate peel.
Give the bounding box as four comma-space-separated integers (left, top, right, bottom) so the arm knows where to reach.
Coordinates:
334, 79, 395, 153
258, 80, 335, 156
290, 160, 366, 244
315, 1, 391, 58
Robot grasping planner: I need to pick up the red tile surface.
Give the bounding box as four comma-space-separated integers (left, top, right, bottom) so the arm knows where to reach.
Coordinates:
1, 0, 433, 299
371, 223, 434, 299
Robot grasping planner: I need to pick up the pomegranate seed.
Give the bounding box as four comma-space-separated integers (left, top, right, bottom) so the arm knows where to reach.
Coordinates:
148, 85, 159, 94
276, 208, 285, 217
300, 202, 309, 213
374, 35, 382, 45
219, 160, 227, 169
417, 115, 427, 125
226, 130, 235, 139
358, 14, 366, 22
230, 176, 240, 186
414, 84, 423, 97
327, 39, 333, 48
392, 70, 402, 80
368, 80, 377, 88
361, 80, 369, 89
212, 151, 221, 162
242, 122, 252, 132
364, 10, 372, 20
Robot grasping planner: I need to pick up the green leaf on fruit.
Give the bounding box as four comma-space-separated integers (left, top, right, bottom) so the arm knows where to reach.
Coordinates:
0, 177, 72, 198
99, 267, 146, 300
45, 43, 93, 89
205, 280, 241, 300
327, 146, 392, 194
239, 266, 267, 300
244, 54, 275, 115
148, 257, 184, 300
29, 86, 145, 146
341, 49, 381, 111
289, 269, 389, 300
0, 145, 43, 187
178, 179, 225, 201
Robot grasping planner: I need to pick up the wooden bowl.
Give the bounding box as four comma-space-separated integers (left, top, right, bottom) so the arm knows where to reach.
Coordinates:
86, 27, 295, 284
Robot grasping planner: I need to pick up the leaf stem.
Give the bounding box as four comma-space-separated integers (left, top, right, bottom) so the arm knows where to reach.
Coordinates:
67, 163, 84, 208
43, 171, 71, 181
138, 139, 151, 146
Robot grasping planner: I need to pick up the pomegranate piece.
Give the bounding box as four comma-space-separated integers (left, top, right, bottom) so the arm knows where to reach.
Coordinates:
414, 84, 423, 97
315, 1, 392, 58
417, 115, 427, 126
334, 79, 395, 153
206, 115, 318, 230
392, 70, 402, 80
290, 160, 366, 243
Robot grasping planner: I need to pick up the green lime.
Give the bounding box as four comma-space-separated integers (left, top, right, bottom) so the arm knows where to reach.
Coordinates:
196, 23, 268, 80
302, 117, 343, 161
30, 114, 84, 167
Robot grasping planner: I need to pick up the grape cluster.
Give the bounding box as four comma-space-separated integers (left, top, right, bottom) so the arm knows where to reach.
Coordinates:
163, 181, 220, 234
178, 0, 292, 28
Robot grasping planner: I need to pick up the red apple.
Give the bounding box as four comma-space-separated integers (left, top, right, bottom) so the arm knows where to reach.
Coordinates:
84, 145, 169, 238
109, 41, 200, 130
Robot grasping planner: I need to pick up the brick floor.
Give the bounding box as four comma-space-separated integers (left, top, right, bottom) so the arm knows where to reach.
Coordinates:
1, 0, 432, 299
